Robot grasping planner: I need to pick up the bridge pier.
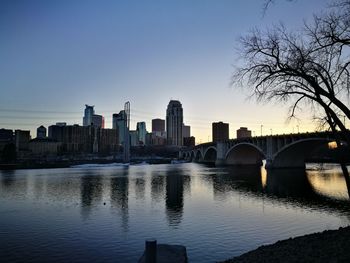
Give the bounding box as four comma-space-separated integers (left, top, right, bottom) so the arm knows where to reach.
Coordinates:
215, 141, 228, 166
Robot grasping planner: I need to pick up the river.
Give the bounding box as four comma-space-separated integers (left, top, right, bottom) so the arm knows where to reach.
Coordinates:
0, 163, 349, 262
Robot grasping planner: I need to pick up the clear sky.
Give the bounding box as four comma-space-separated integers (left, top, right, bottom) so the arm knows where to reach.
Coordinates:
0, 0, 330, 143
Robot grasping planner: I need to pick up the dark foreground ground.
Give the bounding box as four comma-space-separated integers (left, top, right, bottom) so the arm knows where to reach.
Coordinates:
220, 226, 350, 263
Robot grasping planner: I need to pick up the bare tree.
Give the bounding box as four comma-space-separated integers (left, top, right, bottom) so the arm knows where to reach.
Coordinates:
234, 0, 350, 146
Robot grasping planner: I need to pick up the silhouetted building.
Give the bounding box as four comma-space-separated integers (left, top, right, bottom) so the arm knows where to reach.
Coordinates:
36, 125, 47, 138
92, 114, 104, 128
137, 122, 147, 145
183, 136, 195, 147
182, 124, 190, 138
152, 118, 165, 132
237, 127, 252, 139
130, 130, 138, 146
0, 128, 14, 151
15, 130, 30, 151
98, 128, 118, 153
113, 110, 127, 145
83, 104, 95, 126
56, 122, 67, 127
29, 138, 60, 156
48, 124, 117, 154
48, 124, 93, 153
166, 100, 183, 146
212, 122, 229, 142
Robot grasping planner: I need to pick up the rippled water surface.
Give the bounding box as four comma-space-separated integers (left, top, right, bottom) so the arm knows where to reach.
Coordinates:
1, 163, 350, 262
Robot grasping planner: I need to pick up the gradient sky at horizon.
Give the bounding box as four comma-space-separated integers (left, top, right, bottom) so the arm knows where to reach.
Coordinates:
0, 0, 331, 142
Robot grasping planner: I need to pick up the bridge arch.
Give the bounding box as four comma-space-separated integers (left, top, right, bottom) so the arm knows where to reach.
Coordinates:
225, 143, 265, 166
271, 138, 333, 168
203, 146, 217, 163
194, 150, 203, 162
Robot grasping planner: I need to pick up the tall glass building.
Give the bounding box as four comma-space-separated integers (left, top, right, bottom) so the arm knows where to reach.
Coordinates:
83, 105, 95, 126
136, 122, 147, 145
112, 110, 127, 145
166, 100, 183, 146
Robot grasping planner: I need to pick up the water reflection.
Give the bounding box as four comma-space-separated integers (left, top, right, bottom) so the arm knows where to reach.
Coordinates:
307, 166, 350, 200
0, 170, 16, 187
110, 167, 129, 231
165, 168, 185, 227
80, 171, 103, 219
151, 172, 165, 203
266, 168, 314, 198
208, 166, 263, 200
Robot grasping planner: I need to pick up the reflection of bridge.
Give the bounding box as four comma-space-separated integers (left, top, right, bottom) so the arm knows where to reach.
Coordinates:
180, 131, 338, 168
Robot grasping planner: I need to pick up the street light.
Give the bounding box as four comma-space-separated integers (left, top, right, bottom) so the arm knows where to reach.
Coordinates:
270, 128, 272, 135
297, 125, 299, 133
261, 125, 263, 136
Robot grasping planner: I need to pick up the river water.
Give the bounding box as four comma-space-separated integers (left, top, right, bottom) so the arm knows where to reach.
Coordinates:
1, 163, 350, 262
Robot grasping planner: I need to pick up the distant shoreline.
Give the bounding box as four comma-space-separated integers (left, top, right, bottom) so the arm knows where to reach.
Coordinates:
0, 157, 179, 170
220, 226, 350, 263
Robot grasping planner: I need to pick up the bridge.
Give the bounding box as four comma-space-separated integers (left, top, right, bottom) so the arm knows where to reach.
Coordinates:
179, 131, 341, 169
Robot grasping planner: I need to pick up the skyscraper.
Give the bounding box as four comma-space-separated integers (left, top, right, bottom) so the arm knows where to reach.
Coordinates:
212, 122, 229, 142
152, 118, 165, 132
113, 110, 127, 145
166, 100, 183, 146
83, 105, 95, 126
36, 125, 47, 138
136, 122, 147, 145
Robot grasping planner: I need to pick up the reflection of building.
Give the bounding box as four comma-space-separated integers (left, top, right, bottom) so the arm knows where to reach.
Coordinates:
137, 122, 147, 145
212, 122, 229, 142
36, 125, 47, 138
80, 174, 103, 219
113, 110, 127, 145
237, 127, 252, 139
152, 118, 165, 132
166, 100, 183, 146
110, 168, 129, 231
15, 130, 30, 151
166, 171, 184, 226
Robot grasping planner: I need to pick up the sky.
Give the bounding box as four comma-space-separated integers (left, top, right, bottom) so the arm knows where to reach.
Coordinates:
0, 0, 331, 143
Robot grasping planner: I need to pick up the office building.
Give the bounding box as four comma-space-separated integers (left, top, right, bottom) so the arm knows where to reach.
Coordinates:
237, 127, 252, 139
152, 118, 165, 132
36, 125, 47, 138
166, 100, 183, 146
112, 110, 127, 145
130, 130, 138, 146
137, 122, 147, 145
182, 124, 190, 138
15, 130, 31, 151
212, 122, 229, 142
184, 136, 195, 147
83, 104, 95, 126
92, 114, 105, 128
0, 128, 14, 151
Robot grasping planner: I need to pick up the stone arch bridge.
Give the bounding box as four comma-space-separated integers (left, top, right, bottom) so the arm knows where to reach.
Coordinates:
180, 131, 339, 168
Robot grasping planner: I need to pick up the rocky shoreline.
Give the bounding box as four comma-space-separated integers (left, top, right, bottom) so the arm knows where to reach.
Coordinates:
220, 226, 350, 263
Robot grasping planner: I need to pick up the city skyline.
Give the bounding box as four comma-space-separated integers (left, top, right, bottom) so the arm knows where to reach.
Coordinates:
0, 0, 332, 142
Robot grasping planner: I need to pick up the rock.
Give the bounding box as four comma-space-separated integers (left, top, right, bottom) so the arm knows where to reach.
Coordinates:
138, 244, 188, 263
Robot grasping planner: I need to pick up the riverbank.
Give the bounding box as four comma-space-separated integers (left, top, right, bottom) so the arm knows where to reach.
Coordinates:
220, 226, 350, 263
0, 157, 177, 170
